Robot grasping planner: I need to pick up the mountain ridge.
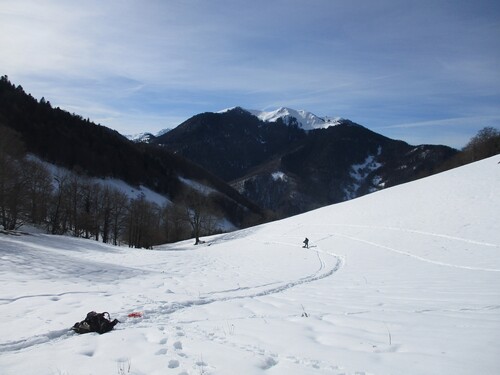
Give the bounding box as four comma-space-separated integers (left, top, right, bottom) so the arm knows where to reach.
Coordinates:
137, 106, 345, 144
218, 106, 343, 131
154, 108, 458, 217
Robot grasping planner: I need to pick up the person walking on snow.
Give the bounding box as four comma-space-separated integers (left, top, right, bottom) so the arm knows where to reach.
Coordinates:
303, 237, 309, 248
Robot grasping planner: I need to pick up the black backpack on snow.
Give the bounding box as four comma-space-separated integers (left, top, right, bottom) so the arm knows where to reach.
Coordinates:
72, 311, 119, 334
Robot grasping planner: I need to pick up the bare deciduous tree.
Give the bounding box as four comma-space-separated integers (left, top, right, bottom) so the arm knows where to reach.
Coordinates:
462, 127, 500, 162
23, 159, 53, 225
125, 194, 162, 248
0, 126, 28, 230
109, 189, 129, 246
180, 190, 222, 245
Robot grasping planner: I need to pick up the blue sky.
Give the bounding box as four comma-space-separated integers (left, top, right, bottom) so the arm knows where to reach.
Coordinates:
1, 0, 499, 148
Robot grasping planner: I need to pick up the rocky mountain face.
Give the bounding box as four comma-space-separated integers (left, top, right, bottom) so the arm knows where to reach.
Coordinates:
155, 108, 458, 217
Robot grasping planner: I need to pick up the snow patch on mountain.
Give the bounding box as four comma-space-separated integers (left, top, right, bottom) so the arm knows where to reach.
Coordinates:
345, 148, 383, 199
178, 177, 217, 196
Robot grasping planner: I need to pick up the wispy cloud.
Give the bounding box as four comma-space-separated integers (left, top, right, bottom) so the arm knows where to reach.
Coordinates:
1, 0, 499, 146
382, 116, 500, 130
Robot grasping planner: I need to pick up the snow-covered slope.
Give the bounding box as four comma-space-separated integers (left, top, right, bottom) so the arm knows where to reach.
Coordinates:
33, 156, 171, 207
1, 156, 499, 375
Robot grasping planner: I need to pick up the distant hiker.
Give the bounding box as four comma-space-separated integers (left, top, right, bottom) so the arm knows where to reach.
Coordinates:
72, 311, 119, 334
303, 237, 309, 248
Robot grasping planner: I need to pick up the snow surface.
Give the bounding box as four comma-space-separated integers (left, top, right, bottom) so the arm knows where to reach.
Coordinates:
1, 156, 499, 375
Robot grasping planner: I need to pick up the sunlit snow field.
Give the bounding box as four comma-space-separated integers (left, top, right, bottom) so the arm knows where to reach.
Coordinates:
1, 156, 499, 375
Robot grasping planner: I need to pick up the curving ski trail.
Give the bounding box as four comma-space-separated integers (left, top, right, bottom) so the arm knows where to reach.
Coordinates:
324, 223, 499, 248
146, 247, 343, 321
336, 232, 500, 272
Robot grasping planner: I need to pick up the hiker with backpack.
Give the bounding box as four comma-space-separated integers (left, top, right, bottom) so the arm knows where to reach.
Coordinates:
303, 237, 309, 248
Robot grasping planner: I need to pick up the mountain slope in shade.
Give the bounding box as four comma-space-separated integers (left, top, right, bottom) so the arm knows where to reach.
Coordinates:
156, 108, 457, 217
154, 107, 308, 182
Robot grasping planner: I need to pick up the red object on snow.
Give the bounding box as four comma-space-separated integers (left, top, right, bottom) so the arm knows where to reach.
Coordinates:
127, 312, 143, 318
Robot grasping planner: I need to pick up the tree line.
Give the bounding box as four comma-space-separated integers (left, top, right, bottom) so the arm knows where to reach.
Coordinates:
0, 125, 225, 248
436, 126, 500, 172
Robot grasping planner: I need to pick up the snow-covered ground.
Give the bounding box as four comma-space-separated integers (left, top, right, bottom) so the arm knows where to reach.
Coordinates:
1, 156, 499, 375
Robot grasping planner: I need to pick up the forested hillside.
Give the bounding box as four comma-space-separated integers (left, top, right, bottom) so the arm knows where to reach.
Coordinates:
0, 76, 267, 246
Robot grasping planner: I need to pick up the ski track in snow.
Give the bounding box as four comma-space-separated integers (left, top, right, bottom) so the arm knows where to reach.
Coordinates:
305, 223, 500, 272
0, 291, 107, 305
323, 223, 499, 248
0, 329, 73, 353
332, 232, 500, 272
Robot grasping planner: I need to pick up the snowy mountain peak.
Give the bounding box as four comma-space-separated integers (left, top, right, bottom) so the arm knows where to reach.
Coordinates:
126, 128, 172, 143
125, 132, 155, 143
249, 107, 343, 131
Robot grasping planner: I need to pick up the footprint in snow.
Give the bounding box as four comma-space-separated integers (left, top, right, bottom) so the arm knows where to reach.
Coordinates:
79, 349, 95, 357
284, 355, 340, 372
260, 356, 278, 370
168, 359, 179, 368
172, 340, 187, 358
173, 341, 183, 350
